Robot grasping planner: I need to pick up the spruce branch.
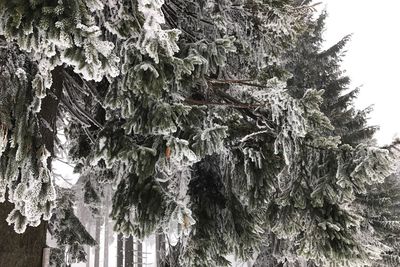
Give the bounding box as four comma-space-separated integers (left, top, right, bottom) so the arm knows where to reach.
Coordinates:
52, 173, 73, 186
59, 97, 92, 128
293, 1, 322, 11
184, 98, 262, 109
207, 79, 266, 88
382, 139, 400, 153
55, 158, 75, 168
239, 130, 273, 143
63, 72, 104, 129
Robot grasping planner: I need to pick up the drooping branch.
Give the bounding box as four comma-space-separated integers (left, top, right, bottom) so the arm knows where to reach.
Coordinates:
59, 97, 92, 128
62, 72, 104, 129
39, 66, 64, 169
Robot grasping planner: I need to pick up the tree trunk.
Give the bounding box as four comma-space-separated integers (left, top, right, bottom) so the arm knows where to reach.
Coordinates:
103, 188, 110, 267
117, 233, 124, 267
86, 223, 91, 267
137, 240, 143, 267
156, 233, 166, 267
125, 236, 134, 267
94, 218, 101, 267
86, 245, 91, 267
0, 200, 47, 267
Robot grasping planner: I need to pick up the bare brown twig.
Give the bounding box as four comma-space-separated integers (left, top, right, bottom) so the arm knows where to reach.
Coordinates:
184, 98, 261, 109
207, 79, 266, 88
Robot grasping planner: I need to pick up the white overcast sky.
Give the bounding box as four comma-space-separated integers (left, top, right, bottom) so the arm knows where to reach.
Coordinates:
318, 0, 400, 145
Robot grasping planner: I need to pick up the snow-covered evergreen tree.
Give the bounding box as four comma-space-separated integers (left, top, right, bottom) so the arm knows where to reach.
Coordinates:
48, 188, 96, 266
0, 1, 395, 266
254, 9, 399, 267
356, 150, 400, 267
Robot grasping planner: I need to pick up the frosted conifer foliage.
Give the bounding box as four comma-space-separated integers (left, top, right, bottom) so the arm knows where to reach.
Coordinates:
253, 9, 399, 266
0, 1, 396, 266
0, 45, 57, 233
